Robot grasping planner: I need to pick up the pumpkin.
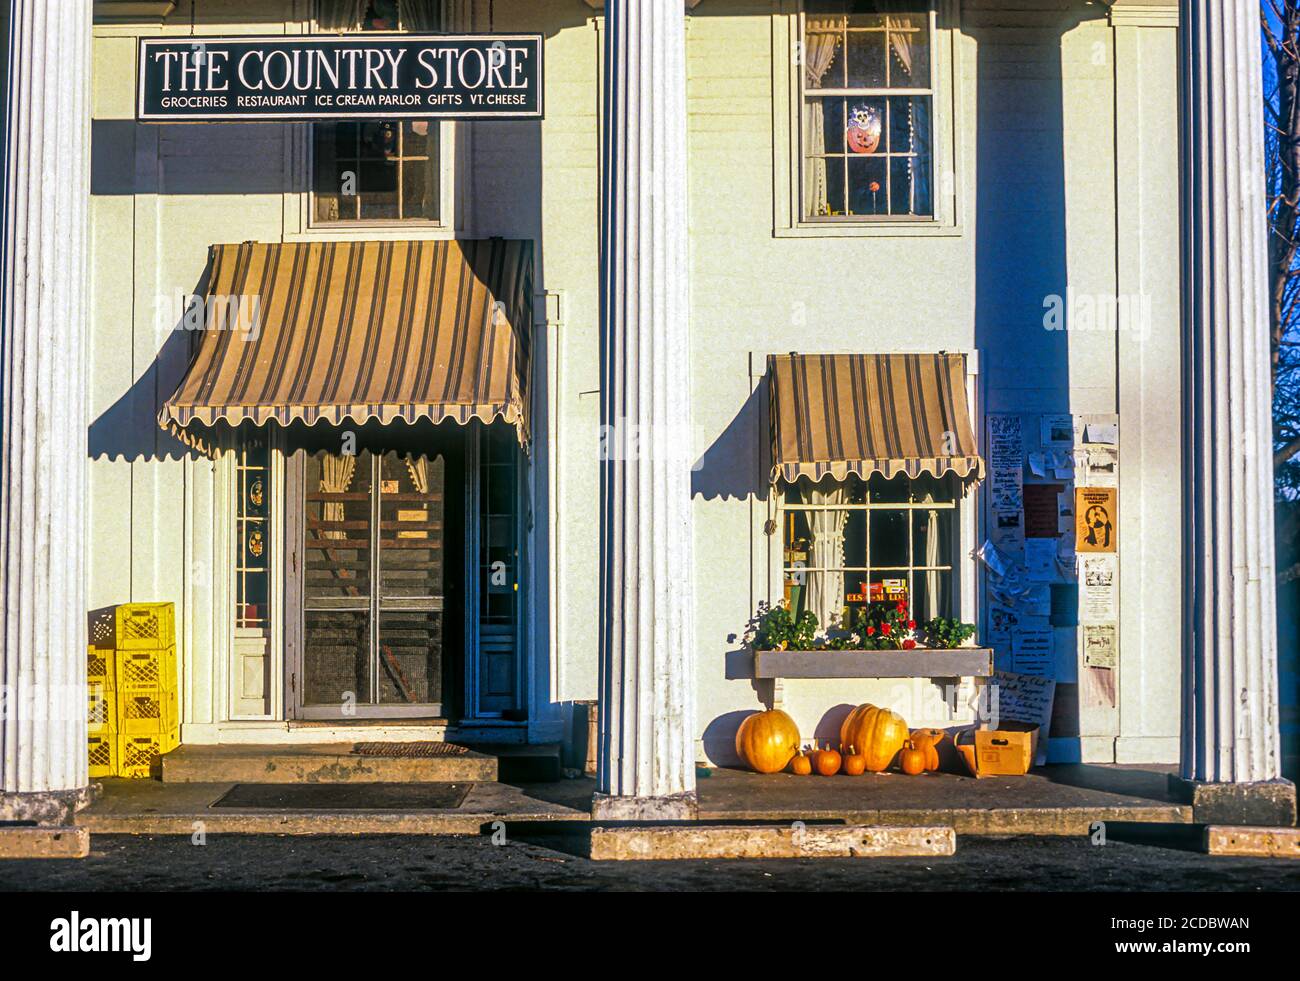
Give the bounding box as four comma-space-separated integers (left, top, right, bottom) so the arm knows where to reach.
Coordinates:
910, 728, 945, 772
735, 709, 801, 774
900, 740, 926, 775
840, 704, 910, 772
841, 744, 866, 776
790, 748, 812, 776
814, 743, 842, 776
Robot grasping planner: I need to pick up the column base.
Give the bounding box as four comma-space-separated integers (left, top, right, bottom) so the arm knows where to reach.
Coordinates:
0, 785, 97, 826
1167, 775, 1297, 827
591, 791, 698, 822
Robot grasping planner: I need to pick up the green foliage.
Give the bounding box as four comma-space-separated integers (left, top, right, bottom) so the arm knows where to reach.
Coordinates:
920, 616, 977, 649
746, 601, 819, 651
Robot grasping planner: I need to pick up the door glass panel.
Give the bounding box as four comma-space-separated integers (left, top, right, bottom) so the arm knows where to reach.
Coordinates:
377, 452, 445, 706
303, 450, 373, 707
304, 450, 373, 602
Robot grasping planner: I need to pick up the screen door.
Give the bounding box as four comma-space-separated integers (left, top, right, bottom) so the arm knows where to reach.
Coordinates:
299, 449, 445, 717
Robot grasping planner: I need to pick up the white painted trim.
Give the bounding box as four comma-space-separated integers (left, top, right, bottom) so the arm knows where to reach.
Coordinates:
181, 721, 449, 745
1115, 736, 1180, 765
1108, 6, 1178, 28
772, 0, 962, 238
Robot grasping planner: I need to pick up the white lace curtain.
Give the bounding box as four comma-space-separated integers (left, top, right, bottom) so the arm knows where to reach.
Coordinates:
804, 480, 849, 632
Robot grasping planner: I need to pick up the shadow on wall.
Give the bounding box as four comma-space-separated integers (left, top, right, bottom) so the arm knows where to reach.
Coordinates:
88, 259, 213, 463
700, 3, 1097, 760
965, 4, 1095, 761
691, 379, 769, 502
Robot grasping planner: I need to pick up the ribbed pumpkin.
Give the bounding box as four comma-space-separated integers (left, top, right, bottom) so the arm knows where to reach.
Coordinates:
910, 728, 945, 772
735, 709, 801, 774
839, 704, 909, 772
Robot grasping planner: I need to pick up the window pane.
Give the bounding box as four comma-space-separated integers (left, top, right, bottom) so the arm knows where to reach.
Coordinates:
378, 452, 444, 600
312, 118, 440, 223
846, 155, 888, 215
869, 509, 909, 567
912, 506, 952, 568
804, 32, 844, 89
305, 451, 373, 601
887, 14, 930, 88
846, 27, 887, 88
911, 569, 951, 621
377, 611, 441, 705
870, 474, 910, 503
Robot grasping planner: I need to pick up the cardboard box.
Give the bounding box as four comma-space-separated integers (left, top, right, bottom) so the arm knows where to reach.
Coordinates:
954, 722, 1040, 778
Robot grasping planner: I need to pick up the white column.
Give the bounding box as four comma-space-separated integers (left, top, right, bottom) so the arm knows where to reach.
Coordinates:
1179, 1, 1283, 785
0, 0, 93, 823
595, 0, 697, 819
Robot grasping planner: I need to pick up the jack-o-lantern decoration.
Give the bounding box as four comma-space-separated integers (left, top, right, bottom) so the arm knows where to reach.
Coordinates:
846, 102, 882, 155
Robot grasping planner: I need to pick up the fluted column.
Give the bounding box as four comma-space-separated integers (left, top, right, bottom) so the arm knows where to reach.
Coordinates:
1179, 1, 1288, 797
594, 0, 696, 819
0, 0, 93, 823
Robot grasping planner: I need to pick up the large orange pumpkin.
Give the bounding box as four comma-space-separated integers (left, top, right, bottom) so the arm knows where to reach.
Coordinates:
839, 704, 909, 772
735, 709, 801, 774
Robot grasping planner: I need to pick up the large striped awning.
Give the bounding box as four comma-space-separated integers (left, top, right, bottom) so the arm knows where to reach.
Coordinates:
160, 239, 532, 454
768, 353, 984, 486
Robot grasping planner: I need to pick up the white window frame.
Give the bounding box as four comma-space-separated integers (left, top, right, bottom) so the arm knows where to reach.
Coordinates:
281, 0, 469, 241
773, 0, 962, 237
780, 475, 961, 626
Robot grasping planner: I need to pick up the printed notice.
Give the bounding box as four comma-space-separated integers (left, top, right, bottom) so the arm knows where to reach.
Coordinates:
989, 415, 1025, 512
1081, 554, 1118, 622
984, 671, 1057, 765
1024, 538, 1057, 583
1040, 414, 1079, 448
1083, 623, 1118, 669
1075, 486, 1117, 552
1012, 628, 1055, 677
1084, 445, 1119, 487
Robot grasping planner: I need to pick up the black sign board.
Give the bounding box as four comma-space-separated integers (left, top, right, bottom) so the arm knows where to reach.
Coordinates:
137, 35, 543, 122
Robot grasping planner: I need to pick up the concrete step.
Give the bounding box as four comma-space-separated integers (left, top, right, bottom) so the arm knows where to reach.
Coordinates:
480, 743, 563, 783
161, 742, 497, 784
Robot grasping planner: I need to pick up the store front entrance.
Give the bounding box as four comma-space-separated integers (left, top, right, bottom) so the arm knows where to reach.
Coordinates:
297, 447, 450, 718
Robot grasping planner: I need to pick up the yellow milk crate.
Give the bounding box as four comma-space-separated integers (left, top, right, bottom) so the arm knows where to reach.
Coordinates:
87, 734, 118, 779
87, 607, 117, 651
115, 646, 177, 693
117, 730, 179, 779
87, 644, 114, 691
87, 683, 116, 734
118, 686, 178, 735
114, 602, 175, 651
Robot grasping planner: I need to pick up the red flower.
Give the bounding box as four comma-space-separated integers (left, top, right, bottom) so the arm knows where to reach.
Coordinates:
881, 622, 891, 635
907, 620, 916, 630
902, 639, 917, 650
866, 626, 876, 636
896, 601, 908, 613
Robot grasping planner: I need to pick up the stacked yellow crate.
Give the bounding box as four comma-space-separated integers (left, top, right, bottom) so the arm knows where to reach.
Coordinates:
86, 603, 180, 778
86, 637, 118, 778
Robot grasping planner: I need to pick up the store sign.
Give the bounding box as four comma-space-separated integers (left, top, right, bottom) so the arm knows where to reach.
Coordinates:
137, 35, 543, 122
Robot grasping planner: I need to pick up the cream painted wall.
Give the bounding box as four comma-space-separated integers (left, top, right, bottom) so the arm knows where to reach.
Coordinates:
88, 0, 1182, 763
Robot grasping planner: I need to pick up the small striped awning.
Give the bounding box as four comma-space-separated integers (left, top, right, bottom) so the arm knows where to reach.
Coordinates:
160, 239, 533, 454
768, 353, 984, 486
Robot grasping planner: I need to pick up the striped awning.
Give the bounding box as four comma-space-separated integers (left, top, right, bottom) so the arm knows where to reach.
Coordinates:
160, 239, 533, 454
768, 353, 984, 486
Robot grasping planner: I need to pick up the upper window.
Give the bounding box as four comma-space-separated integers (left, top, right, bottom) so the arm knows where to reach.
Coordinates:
311, 1, 444, 225
800, 1, 933, 220
782, 473, 956, 634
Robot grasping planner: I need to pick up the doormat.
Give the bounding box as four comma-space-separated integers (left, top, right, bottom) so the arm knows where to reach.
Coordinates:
351, 741, 472, 758
212, 783, 471, 810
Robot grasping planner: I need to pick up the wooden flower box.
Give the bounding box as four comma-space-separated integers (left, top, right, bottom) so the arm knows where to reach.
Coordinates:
751, 647, 994, 681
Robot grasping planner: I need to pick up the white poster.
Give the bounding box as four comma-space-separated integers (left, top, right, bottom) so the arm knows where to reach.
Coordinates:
1083, 623, 1118, 669
989, 415, 1025, 512
1084, 445, 1119, 487
1040, 413, 1080, 448
1024, 538, 1057, 583
1081, 554, 1118, 622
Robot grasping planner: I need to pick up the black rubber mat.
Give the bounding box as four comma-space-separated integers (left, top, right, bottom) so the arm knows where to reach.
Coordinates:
211, 782, 470, 810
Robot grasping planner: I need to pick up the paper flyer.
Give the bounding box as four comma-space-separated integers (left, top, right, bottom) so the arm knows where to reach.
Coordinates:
1012, 627, 1055, 677
1083, 623, 1118, 669
1081, 554, 1118, 622
1040, 413, 1079, 448
1076, 486, 1118, 552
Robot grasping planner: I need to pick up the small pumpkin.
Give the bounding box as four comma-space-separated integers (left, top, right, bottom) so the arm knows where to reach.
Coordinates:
735, 709, 800, 774
841, 743, 866, 776
900, 740, 926, 776
910, 728, 945, 772
790, 748, 812, 776
840, 703, 910, 772
814, 742, 842, 776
